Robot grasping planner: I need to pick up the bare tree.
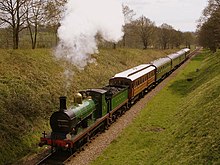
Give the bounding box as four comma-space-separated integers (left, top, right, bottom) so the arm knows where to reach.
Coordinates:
122, 5, 136, 47
203, 0, 220, 17
158, 23, 173, 49
136, 16, 155, 49
169, 30, 183, 49
198, 7, 220, 52
197, 0, 220, 52
183, 32, 195, 49
26, 0, 45, 49
198, 0, 220, 28
44, 0, 66, 45
122, 4, 136, 24
0, 0, 29, 49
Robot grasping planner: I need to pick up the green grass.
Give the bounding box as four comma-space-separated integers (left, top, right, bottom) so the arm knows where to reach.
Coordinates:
0, 49, 63, 164
0, 48, 177, 164
92, 50, 220, 165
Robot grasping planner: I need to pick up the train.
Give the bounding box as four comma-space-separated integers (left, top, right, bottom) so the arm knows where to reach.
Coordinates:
39, 48, 190, 152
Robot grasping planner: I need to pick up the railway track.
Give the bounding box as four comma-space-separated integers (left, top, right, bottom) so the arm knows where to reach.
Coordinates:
35, 48, 202, 165
189, 47, 202, 58
36, 150, 71, 165
36, 132, 103, 165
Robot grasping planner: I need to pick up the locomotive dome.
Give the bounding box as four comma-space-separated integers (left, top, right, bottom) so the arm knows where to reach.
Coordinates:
74, 92, 83, 104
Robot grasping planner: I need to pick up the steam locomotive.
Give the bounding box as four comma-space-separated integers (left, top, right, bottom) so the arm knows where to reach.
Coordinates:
39, 48, 190, 152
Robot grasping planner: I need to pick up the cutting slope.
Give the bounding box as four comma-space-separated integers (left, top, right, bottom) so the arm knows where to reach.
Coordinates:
92, 50, 220, 165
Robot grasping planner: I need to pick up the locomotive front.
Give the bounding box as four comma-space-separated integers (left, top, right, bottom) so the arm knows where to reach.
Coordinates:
50, 94, 96, 135
39, 94, 96, 148
49, 96, 75, 134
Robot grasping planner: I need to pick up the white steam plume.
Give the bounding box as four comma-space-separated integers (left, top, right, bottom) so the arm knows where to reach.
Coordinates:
55, 0, 125, 69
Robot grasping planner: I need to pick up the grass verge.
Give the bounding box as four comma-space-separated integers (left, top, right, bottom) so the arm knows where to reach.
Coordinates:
0, 48, 177, 164
92, 50, 220, 165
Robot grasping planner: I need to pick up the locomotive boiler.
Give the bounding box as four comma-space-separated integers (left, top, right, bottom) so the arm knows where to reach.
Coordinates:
50, 94, 96, 136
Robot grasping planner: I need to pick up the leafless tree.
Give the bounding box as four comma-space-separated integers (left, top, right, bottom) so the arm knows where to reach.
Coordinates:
198, 7, 220, 52
122, 4, 136, 24
0, 0, 29, 49
43, 0, 66, 44
197, 0, 220, 28
26, 0, 45, 49
158, 23, 173, 49
183, 32, 194, 49
197, 0, 220, 52
135, 16, 155, 49
203, 0, 220, 17
169, 30, 182, 49
122, 5, 136, 47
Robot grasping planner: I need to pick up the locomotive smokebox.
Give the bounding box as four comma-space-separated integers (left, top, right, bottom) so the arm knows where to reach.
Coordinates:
59, 96, 67, 111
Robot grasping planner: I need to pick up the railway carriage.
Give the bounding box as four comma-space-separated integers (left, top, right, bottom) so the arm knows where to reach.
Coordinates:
109, 64, 156, 102
176, 49, 187, 63
167, 52, 184, 70
167, 48, 191, 70
151, 57, 172, 82
182, 48, 190, 59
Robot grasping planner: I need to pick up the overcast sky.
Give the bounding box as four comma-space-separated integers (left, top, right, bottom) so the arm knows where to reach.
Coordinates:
120, 0, 208, 32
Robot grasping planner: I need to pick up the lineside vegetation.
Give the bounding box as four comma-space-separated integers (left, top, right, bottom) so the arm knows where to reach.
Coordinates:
0, 48, 177, 164
92, 50, 220, 165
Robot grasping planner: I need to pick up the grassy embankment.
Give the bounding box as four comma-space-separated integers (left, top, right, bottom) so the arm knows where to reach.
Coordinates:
92, 50, 220, 165
0, 48, 177, 164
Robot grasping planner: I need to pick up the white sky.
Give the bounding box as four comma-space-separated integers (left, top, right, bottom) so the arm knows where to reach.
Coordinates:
120, 0, 208, 32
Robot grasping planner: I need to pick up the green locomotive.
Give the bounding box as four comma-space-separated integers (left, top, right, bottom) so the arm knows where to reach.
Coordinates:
50, 95, 96, 135
43, 85, 129, 147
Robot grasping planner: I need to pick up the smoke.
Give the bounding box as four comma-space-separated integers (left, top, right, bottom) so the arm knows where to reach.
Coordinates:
63, 69, 74, 94
55, 0, 125, 69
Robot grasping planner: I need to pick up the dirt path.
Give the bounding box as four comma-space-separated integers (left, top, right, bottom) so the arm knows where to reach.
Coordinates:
66, 50, 201, 165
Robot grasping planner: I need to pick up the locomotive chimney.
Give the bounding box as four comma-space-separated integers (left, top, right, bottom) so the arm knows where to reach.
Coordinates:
59, 96, 67, 111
